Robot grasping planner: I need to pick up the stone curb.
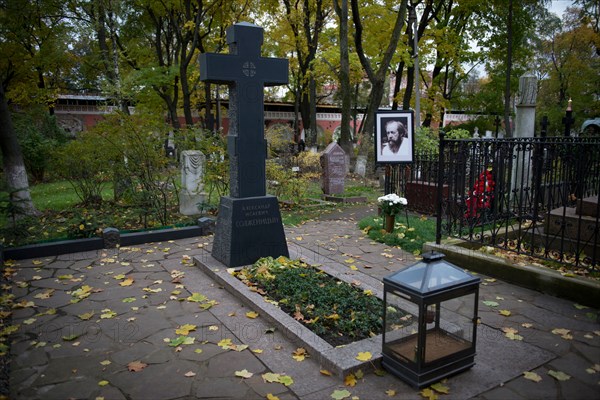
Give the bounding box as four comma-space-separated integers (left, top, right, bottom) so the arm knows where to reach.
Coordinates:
423, 241, 600, 308
194, 249, 384, 379
2, 219, 215, 260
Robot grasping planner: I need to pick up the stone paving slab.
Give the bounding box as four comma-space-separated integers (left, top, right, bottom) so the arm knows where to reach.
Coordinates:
5, 204, 600, 399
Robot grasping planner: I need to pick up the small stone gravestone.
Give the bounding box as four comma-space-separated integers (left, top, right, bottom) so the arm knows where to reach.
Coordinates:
320, 142, 346, 195
200, 22, 289, 267
179, 150, 207, 215
355, 155, 367, 177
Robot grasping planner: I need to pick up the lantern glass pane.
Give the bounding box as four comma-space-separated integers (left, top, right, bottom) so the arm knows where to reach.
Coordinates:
422, 293, 475, 364
384, 291, 419, 364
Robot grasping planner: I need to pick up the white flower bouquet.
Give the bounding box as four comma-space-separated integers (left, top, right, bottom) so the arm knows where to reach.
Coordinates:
377, 193, 408, 216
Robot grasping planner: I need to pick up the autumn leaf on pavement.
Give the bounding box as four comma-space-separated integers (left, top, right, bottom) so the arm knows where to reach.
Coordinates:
120, 278, 134, 287
548, 370, 571, 381
78, 311, 95, 321
356, 351, 372, 361
292, 347, 308, 361
34, 289, 55, 299
344, 373, 357, 387
386, 389, 397, 396
217, 338, 233, 349
184, 371, 196, 377
235, 369, 253, 379
245, 311, 259, 319
331, 389, 352, 400
266, 394, 280, 400
482, 300, 499, 308
277, 375, 294, 386
127, 361, 147, 372
523, 371, 542, 382
551, 328, 573, 340
502, 327, 523, 340
100, 309, 117, 319
430, 382, 449, 394
262, 372, 280, 383
499, 309, 512, 317
175, 324, 197, 335
320, 369, 332, 376
420, 388, 438, 400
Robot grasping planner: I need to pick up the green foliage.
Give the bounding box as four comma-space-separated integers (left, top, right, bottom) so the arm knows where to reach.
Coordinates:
176, 126, 229, 203
448, 117, 497, 136
445, 128, 472, 139
358, 215, 437, 254
266, 124, 295, 157
53, 132, 113, 206
266, 151, 321, 204
239, 256, 383, 346
12, 110, 69, 182
415, 127, 439, 153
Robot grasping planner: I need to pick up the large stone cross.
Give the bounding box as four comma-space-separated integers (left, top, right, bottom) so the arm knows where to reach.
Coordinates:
198, 23, 290, 267
199, 22, 288, 198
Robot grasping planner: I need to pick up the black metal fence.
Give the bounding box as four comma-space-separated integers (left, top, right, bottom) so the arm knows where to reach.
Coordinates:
389, 136, 600, 271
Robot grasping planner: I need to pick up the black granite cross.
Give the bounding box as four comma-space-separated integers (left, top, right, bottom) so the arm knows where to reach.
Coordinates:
199, 22, 288, 198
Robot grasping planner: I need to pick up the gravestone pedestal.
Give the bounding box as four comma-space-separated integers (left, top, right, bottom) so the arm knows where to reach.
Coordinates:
212, 195, 289, 267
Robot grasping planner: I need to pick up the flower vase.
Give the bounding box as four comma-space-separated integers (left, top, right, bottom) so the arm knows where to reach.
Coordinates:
384, 214, 395, 233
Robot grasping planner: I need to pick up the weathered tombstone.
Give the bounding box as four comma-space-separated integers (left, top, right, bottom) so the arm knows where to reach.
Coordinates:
200, 22, 289, 267
512, 72, 538, 197
179, 150, 207, 216
355, 155, 367, 177
320, 142, 346, 194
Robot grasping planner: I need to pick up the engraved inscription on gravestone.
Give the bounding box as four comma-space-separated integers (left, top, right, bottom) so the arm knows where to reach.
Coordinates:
200, 22, 289, 267
320, 142, 346, 195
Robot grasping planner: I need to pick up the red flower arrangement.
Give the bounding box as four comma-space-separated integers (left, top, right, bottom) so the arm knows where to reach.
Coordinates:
465, 167, 495, 219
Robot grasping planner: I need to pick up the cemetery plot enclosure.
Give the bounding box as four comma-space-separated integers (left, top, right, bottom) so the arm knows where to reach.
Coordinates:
440, 137, 600, 271
392, 137, 600, 271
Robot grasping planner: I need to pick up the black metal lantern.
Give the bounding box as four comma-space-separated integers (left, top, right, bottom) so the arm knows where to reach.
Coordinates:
382, 251, 480, 388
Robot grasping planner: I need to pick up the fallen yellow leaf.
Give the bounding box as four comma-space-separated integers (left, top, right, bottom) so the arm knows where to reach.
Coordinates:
120, 278, 134, 287
246, 311, 259, 319
523, 371, 542, 382
355, 351, 372, 361
344, 373, 357, 387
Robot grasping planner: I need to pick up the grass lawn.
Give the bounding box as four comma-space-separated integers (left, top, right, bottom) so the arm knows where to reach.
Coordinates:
1, 176, 382, 247
358, 214, 437, 254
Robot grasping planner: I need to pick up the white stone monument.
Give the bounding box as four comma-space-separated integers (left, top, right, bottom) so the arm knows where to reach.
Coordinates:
179, 150, 207, 215
355, 155, 367, 177
512, 72, 538, 197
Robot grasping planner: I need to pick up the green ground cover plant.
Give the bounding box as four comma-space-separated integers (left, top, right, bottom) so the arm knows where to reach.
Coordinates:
236, 256, 383, 346
358, 214, 437, 254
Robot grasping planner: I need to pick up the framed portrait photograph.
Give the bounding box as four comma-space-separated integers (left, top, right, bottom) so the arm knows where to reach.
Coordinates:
374, 110, 414, 164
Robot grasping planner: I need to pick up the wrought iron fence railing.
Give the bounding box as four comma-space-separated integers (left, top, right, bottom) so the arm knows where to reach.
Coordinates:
389, 137, 600, 271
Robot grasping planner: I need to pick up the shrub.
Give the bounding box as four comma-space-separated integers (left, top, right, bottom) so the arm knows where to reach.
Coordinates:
237, 256, 383, 346
358, 215, 437, 254
53, 133, 113, 205
13, 110, 68, 182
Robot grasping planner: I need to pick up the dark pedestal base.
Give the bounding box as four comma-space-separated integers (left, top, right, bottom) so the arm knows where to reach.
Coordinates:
211, 195, 289, 267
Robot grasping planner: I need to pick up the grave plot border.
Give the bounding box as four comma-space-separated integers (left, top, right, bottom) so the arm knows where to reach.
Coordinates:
2, 220, 214, 260
194, 245, 384, 378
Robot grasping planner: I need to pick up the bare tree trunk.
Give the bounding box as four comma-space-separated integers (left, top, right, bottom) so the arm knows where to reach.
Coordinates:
333, 0, 353, 157
504, 0, 514, 137
0, 85, 39, 217
351, 0, 408, 145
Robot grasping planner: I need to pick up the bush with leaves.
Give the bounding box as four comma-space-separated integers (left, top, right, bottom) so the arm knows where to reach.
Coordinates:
174, 126, 229, 203
94, 112, 177, 227
358, 215, 437, 255
13, 110, 69, 182
237, 256, 383, 346
53, 132, 114, 205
